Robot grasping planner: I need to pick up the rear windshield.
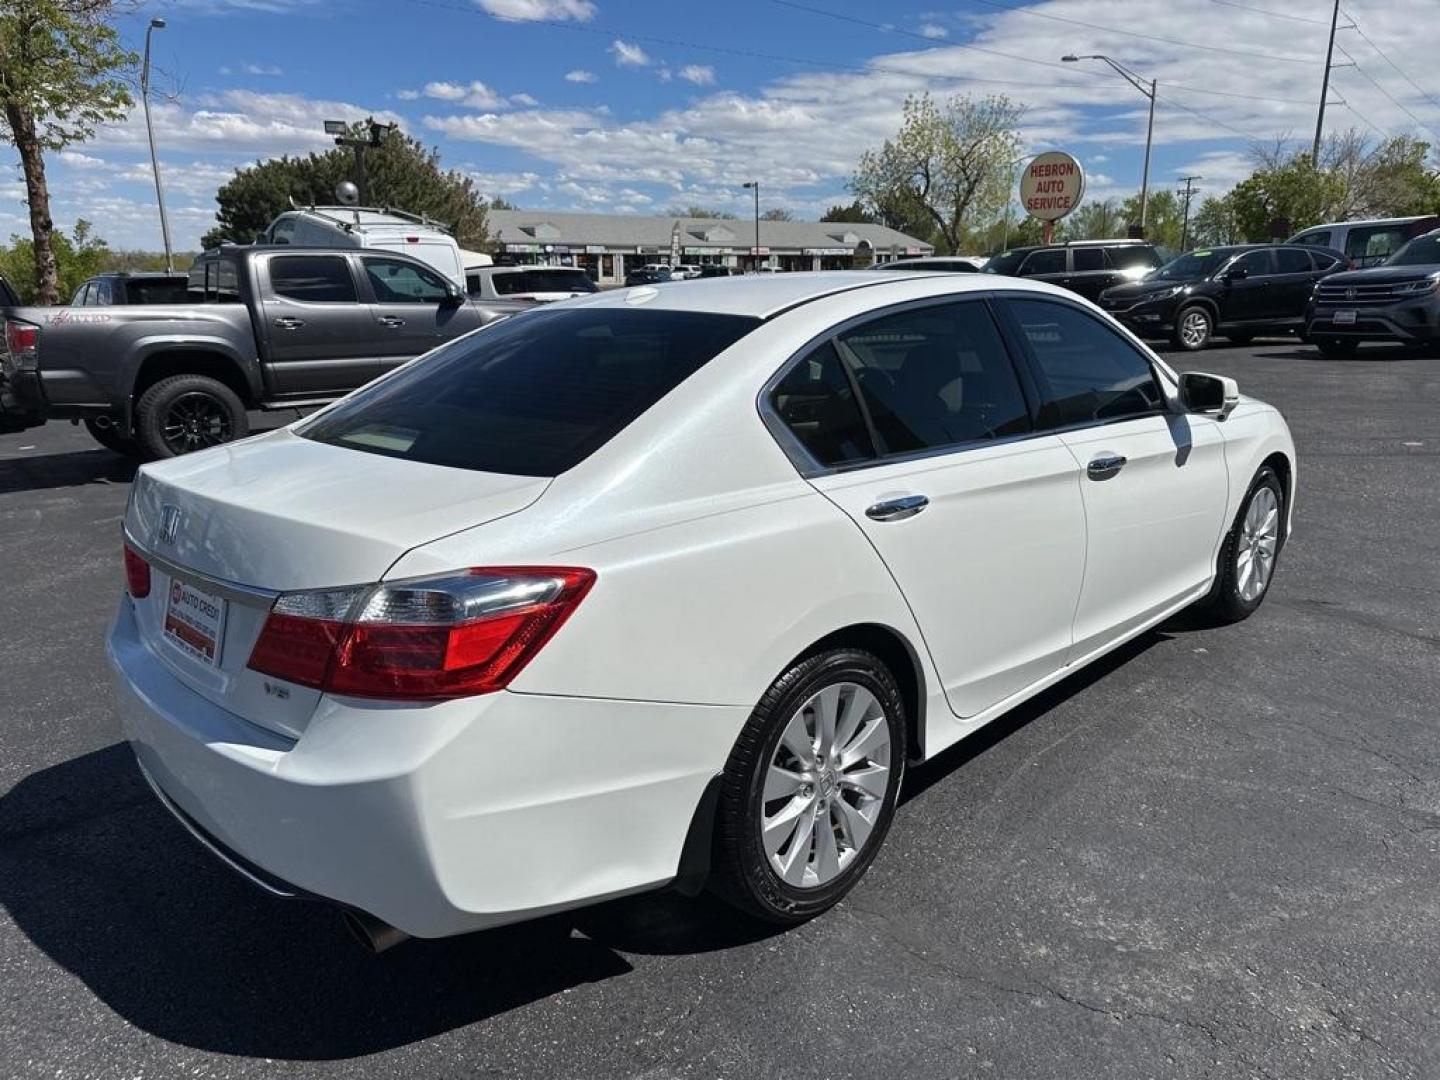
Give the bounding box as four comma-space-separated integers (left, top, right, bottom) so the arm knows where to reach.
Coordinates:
299, 308, 760, 476
125, 279, 189, 304
490, 269, 599, 295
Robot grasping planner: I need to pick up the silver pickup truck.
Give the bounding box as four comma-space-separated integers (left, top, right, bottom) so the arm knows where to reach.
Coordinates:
0, 245, 529, 458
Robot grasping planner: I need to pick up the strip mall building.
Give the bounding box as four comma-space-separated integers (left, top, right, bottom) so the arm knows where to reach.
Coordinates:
486, 210, 934, 284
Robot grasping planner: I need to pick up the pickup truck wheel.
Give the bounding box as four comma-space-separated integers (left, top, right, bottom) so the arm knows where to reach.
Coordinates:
135, 375, 249, 459
82, 418, 140, 457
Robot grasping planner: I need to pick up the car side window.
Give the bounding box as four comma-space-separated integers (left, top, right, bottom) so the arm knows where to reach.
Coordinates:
771, 341, 875, 468
270, 255, 358, 303
363, 257, 451, 303
1275, 248, 1313, 274
1295, 230, 1331, 247
834, 301, 1030, 455
1005, 298, 1164, 428
72, 283, 91, 306
1072, 247, 1106, 272
1020, 249, 1066, 276
1347, 226, 1406, 266
1309, 250, 1341, 271
1109, 245, 1159, 272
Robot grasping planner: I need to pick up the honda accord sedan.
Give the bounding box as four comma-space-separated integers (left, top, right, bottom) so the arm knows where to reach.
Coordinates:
110, 271, 1296, 950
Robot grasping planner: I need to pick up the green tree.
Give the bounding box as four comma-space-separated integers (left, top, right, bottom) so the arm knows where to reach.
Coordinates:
488, 196, 519, 211
851, 92, 1024, 254
1066, 198, 1124, 241
1119, 189, 1183, 250
666, 205, 736, 219
204, 128, 491, 249
1189, 195, 1241, 247
0, 0, 134, 304
820, 200, 874, 223
0, 218, 113, 302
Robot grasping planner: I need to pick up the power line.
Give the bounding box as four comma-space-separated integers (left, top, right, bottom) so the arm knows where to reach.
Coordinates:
1344, 16, 1440, 116
962, 0, 1324, 66
1209, 0, 1335, 26
1339, 48, 1440, 142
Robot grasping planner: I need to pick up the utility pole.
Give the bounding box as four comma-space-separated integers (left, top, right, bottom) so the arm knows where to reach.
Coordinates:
1312, 0, 1342, 165
141, 19, 173, 271
1177, 175, 1202, 250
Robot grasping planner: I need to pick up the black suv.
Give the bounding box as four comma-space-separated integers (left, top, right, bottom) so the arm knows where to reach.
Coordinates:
1099, 244, 1348, 350
1306, 230, 1440, 357
70, 271, 190, 306
983, 240, 1167, 301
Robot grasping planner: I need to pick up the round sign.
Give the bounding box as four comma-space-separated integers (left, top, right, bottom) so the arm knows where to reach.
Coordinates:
1020, 151, 1085, 221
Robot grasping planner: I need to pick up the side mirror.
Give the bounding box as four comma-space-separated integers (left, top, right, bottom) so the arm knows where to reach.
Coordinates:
1222, 266, 1248, 282
442, 284, 464, 305
1179, 372, 1240, 420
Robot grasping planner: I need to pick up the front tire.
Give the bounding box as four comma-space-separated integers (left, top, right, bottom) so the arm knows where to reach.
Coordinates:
1172, 305, 1213, 351
1200, 466, 1285, 623
134, 374, 249, 459
711, 648, 907, 924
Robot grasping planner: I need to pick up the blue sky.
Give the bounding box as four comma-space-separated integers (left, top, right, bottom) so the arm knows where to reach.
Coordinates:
5, 0, 1438, 250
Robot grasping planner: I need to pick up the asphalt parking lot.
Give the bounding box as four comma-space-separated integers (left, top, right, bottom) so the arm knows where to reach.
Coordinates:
1, 339, 1437, 1080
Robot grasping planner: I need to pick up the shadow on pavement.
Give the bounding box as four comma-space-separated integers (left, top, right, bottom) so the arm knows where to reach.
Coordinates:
0, 448, 137, 495
0, 743, 777, 1059
1258, 344, 1427, 363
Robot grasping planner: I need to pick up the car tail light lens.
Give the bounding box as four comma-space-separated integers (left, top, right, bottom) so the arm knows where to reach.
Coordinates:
247, 568, 595, 700
4, 318, 38, 371
124, 543, 151, 598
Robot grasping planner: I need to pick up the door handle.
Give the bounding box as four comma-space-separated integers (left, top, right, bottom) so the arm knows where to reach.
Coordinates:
1087, 454, 1128, 480
377, 316, 406, 328
273, 316, 304, 330
865, 494, 929, 521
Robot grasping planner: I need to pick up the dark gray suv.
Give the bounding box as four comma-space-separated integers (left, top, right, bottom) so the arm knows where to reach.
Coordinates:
1306, 230, 1440, 357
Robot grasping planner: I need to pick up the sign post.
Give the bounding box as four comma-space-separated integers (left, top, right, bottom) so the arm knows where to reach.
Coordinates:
1020, 151, 1085, 243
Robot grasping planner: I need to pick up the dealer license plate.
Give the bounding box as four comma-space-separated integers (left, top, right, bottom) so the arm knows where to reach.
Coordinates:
1333, 309, 1357, 325
163, 578, 227, 667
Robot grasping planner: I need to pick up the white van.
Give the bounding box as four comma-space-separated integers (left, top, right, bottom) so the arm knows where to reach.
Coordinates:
1288, 215, 1440, 268
266, 207, 468, 288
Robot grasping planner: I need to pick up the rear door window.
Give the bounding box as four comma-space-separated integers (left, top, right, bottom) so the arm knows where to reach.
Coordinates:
770, 341, 875, 467
300, 308, 760, 476
270, 255, 357, 303
1072, 248, 1106, 272
1020, 249, 1066, 276
1231, 249, 1276, 277
1275, 248, 1313, 274
1309, 250, 1343, 271
1004, 298, 1164, 428
835, 301, 1031, 454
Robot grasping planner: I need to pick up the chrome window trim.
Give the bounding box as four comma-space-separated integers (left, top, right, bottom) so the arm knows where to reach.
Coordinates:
758, 289, 1182, 481
123, 526, 281, 606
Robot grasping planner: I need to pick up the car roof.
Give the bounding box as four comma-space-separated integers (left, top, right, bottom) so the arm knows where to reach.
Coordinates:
561, 269, 1058, 319
1297, 215, 1436, 231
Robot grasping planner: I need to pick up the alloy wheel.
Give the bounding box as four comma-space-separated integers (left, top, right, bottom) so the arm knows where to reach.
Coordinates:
760, 681, 892, 889
1236, 486, 1280, 601
1180, 309, 1210, 348
161, 392, 233, 454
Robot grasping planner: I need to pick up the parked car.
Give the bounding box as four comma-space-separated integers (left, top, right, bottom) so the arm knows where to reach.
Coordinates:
265, 206, 468, 288
984, 239, 1168, 301
699, 264, 736, 278
465, 265, 599, 302
1099, 243, 1348, 350
672, 264, 703, 280
70, 272, 190, 306
1288, 215, 1440, 269
880, 256, 982, 273
625, 267, 673, 286
1306, 229, 1440, 357
0, 246, 529, 455
112, 269, 1294, 951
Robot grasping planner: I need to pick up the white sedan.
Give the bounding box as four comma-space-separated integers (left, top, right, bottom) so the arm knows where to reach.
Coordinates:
110, 271, 1295, 950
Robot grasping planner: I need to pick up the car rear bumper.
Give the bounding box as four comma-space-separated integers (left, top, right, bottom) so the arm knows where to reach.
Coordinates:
108, 597, 748, 939
0, 370, 46, 433
1307, 299, 1440, 342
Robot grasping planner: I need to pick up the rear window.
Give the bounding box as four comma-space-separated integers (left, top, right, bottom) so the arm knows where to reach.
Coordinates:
125, 279, 189, 304
490, 269, 599, 295
299, 308, 760, 476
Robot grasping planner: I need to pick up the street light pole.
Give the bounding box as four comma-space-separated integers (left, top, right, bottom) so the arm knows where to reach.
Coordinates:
742, 181, 759, 271
141, 18, 174, 271
1063, 54, 1156, 236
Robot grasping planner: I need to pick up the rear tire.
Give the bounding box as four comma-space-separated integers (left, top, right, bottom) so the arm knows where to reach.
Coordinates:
1198, 466, 1285, 624
711, 647, 906, 924
1172, 305, 1213, 351
83, 418, 140, 457
134, 375, 249, 460
1315, 337, 1359, 359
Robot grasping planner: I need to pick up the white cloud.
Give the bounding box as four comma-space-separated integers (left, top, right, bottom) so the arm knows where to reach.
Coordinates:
609, 39, 650, 68
422, 80, 505, 109
565, 69, 598, 84
510, 92, 539, 106
476, 0, 595, 21
464, 168, 542, 199
918, 22, 948, 39
396, 89, 420, 100
241, 62, 283, 76
679, 64, 715, 86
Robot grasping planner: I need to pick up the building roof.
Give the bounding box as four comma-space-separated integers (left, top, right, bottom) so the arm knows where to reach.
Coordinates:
486, 209, 933, 253
559, 268, 1059, 320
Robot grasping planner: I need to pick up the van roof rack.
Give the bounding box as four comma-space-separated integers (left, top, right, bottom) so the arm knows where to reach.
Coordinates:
284, 199, 455, 236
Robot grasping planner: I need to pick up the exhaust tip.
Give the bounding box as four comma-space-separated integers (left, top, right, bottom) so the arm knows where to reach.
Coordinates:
341, 909, 411, 954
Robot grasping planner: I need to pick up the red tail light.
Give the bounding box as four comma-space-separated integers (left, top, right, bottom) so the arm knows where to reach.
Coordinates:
124, 543, 151, 598
5, 319, 38, 365
247, 567, 595, 700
